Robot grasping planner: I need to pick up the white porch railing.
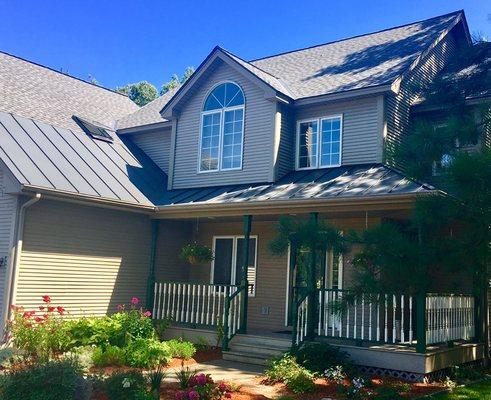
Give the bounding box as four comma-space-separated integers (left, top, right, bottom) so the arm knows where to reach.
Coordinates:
152, 281, 238, 327
317, 289, 415, 344
295, 294, 309, 345
426, 294, 475, 345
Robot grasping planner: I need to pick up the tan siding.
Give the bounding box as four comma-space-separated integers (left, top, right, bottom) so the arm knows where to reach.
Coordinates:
130, 128, 172, 174
296, 96, 382, 166
172, 60, 275, 189
385, 31, 459, 168
166, 216, 381, 332
0, 167, 17, 325
17, 200, 151, 317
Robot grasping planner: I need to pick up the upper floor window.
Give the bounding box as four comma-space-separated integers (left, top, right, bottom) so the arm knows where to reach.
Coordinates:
296, 115, 342, 170
199, 82, 245, 172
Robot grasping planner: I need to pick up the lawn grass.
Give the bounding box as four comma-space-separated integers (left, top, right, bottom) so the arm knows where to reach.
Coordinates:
426, 379, 491, 399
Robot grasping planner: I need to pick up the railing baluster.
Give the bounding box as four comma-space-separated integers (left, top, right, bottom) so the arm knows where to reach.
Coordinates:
401, 295, 405, 343
409, 295, 413, 343
392, 294, 396, 343
377, 294, 380, 341
384, 294, 388, 343
361, 295, 365, 340
368, 295, 372, 341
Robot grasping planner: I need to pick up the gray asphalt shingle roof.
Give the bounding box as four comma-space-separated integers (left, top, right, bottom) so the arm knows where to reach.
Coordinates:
0, 51, 138, 132
0, 110, 167, 206
156, 164, 433, 207
119, 11, 462, 130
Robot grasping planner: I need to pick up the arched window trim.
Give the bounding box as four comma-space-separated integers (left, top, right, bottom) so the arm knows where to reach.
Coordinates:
198, 81, 245, 173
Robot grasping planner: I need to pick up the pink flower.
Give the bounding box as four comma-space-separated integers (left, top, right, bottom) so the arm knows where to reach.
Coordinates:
143, 310, 152, 317
117, 304, 125, 312
225, 393, 232, 399
188, 390, 199, 400
218, 382, 228, 391
130, 297, 139, 305
195, 374, 207, 386
175, 391, 185, 400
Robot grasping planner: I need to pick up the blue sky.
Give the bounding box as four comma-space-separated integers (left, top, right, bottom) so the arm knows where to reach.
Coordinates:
0, 1, 489, 92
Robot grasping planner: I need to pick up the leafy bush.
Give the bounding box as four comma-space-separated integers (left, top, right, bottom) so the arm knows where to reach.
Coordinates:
112, 297, 155, 345
92, 345, 126, 367
124, 338, 171, 368
148, 364, 167, 397
153, 318, 172, 341
175, 373, 231, 400
324, 365, 347, 384
447, 365, 486, 383
103, 370, 150, 400
8, 296, 71, 361
180, 242, 215, 264
291, 342, 352, 375
175, 364, 198, 389
167, 339, 197, 359
66, 316, 122, 347
264, 354, 316, 394
194, 336, 211, 351
0, 357, 91, 400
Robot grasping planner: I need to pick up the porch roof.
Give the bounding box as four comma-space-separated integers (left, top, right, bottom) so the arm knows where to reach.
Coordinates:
156, 164, 435, 210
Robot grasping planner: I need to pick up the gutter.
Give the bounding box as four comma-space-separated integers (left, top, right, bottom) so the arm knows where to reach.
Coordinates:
1, 193, 41, 335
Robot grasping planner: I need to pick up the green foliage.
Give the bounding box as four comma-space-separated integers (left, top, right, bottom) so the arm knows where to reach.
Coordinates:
66, 316, 122, 347
180, 242, 215, 264
264, 354, 316, 393
447, 365, 487, 383
160, 66, 195, 95
194, 335, 212, 351
153, 318, 172, 341
116, 81, 158, 106
175, 364, 197, 389
0, 358, 91, 400
8, 297, 71, 361
92, 345, 126, 367
124, 338, 171, 368
291, 342, 352, 375
147, 364, 167, 397
167, 338, 196, 359
112, 309, 155, 345
103, 370, 151, 400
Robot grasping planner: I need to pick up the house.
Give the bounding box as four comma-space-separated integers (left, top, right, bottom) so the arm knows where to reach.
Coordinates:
0, 10, 487, 381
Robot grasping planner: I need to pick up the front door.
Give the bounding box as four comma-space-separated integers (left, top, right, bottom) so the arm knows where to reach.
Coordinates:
285, 248, 343, 326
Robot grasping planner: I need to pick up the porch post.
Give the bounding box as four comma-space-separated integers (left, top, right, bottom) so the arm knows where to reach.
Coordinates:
307, 212, 318, 340
416, 291, 427, 353
146, 220, 160, 311
240, 215, 252, 334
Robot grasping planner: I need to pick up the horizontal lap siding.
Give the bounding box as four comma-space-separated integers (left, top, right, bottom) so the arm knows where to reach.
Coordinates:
296, 96, 382, 165
130, 128, 171, 174
172, 60, 274, 189
0, 168, 17, 327
276, 103, 295, 179
17, 200, 151, 317
386, 32, 458, 168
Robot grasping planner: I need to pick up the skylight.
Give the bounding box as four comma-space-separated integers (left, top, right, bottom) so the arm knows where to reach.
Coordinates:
73, 116, 113, 142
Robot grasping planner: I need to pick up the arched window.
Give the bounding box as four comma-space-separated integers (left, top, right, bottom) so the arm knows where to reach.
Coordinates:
199, 82, 245, 172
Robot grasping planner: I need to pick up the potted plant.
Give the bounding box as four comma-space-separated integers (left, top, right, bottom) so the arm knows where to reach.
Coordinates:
180, 242, 214, 265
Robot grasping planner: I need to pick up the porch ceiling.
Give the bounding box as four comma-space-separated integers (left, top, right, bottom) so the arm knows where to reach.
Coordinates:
155, 164, 437, 219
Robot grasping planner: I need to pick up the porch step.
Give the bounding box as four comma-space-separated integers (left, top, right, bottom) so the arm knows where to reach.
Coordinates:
222, 333, 291, 366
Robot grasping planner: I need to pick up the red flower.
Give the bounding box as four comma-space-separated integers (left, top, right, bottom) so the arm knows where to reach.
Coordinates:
47, 306, 55, 312
42, 295, 51, 303
22, 311, 31, 319
43, 313, 49, 319
143, 311, 152, 317
130, 297, 139, 305
34, 316, 43, 323
39, 306, 45, 311
56, 306, 65, 315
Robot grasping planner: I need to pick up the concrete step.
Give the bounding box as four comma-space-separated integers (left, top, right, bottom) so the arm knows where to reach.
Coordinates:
231, 333, 291, 349
222, 350, 270, 366
228, 342, 286, 358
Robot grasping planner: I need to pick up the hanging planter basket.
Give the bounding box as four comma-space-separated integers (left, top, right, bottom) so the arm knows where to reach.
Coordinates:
180, 242, 214, 265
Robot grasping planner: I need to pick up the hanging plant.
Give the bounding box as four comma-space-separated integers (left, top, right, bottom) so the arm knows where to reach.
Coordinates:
180, 242, 214, 265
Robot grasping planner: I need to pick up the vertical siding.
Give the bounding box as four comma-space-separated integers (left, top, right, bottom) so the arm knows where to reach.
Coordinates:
172, 59, 275, 189
16, 200, 152, 317
296, 96, 382, 166
0, 168, 17, 326
130, 128, 172, 174
385, 31, 459, 168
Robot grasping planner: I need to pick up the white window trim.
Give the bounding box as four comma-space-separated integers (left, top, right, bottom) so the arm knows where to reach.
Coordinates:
198, 82, 245, 174
295, 114, 343, 171
210, 235, 258, 297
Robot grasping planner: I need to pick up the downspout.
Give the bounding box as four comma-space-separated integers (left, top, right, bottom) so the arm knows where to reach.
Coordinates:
1, 193, 41, 333
146, 220, 160, 312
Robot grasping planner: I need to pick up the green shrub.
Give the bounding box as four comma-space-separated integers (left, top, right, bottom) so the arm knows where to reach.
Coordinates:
112, 308, 155, 345
125, 338, 171, 368
167, 339, 196, 359
0, 357, 91, 400
291, 342, 352, 375
194, 335, 211, 351
92, 345, 126, 367
66, 316, 122, 347
153, 318, 172, 341
265, 354, 316, 393
103, 370, 150, 400
372, 385, 404, 400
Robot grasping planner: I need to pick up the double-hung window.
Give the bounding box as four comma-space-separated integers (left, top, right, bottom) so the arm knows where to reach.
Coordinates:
296, 115, 343, 169
199, 82, 245, 172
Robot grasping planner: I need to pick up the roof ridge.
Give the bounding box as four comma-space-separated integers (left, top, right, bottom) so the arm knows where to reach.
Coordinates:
249, 10, 463, 63
0, 49, 131, 99
219, 47, 283, 81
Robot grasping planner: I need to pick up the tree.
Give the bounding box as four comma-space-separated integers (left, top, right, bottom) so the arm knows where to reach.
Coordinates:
115, 81, 158, 107
160, 66, 195, 95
